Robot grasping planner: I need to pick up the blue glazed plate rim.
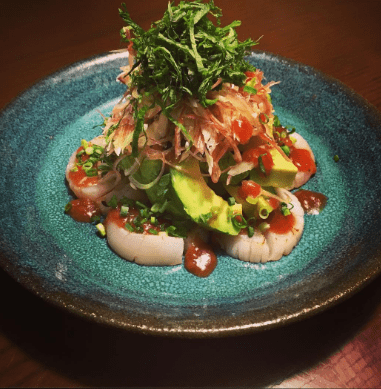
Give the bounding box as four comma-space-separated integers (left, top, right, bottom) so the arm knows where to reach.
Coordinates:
1, 50, 381, 337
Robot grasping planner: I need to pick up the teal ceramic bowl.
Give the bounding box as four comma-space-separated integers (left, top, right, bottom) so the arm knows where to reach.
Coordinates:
1, 51, 381, 337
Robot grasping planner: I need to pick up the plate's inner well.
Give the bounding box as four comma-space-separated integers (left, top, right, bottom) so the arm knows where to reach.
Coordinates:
1, 51, 381, 334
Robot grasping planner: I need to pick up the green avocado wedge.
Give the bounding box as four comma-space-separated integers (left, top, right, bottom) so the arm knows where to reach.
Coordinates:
170, 158, 242, 235
249, 147, 297, 188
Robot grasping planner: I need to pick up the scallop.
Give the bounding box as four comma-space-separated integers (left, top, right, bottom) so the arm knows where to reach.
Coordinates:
66, 135, 147, 212
290, 132, 316, 189
105, 221, 184, 266
214, 188, 304, 263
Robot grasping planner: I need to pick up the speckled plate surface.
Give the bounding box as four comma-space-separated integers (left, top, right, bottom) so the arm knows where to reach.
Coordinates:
1, 51, 381, 337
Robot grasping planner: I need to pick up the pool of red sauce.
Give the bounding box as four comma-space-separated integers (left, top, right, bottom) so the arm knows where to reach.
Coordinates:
289, 147, 317, 174
184, 236, 217, 278
266, 209, 295, 234
294, 189, 327, 214
67, 198, 101, 223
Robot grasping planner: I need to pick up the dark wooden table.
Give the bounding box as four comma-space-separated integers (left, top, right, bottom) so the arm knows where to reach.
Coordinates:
1, 0, 381, 387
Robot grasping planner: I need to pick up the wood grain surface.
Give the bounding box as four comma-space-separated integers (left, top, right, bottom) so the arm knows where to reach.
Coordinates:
1, 0, 381, 387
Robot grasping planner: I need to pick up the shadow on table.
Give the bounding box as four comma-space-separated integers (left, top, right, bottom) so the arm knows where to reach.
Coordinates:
0, 266, 380, 387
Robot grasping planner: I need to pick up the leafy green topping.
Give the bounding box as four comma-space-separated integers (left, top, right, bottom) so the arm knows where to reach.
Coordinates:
118, 1, 259, 157
119, 0, 257, 108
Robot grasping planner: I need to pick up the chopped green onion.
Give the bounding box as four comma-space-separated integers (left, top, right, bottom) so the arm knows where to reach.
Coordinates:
85, 168, 98, 177
228, 197, 236, 206
333, 154, 339, 162
76, 150, 85, 158
135, 201, 148, 209
82, 161, 93, 169
258, 155, 266, 174
133, 216, 141, 226
281, 202, 291, 216
148, 228, 159, 235
246, 196, 259, 205
64, 202, 72, 213
96, 223, 106, 237
150, 203, 162, 213
94, 146, 103, 155
165, 225, 177, 236
232, 214, 247, 229
120, 205, 129, 217
139, 208, 150, 218
257, 197, 274, 219
259, 222, 270, 233
81, 139, 88, 149
247, 225, 255, 237
125, 223, 134, 232
107, 195, 118, 209
85, 146, 94, 155
280, 145, 290, 156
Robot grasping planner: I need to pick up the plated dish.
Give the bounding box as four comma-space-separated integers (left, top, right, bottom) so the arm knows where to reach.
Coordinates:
1, 30, 381, 337
64, 2, 322, 278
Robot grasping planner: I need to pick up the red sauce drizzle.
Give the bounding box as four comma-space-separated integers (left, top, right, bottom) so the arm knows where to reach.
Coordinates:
184, 236, 217, 278
232, 116, 252, 144
294, 190, 328, 214
289, 147, 317, 174
67, 198, 101, 223
266, 209, 295, 234
68, 166, 99, 187
238, 180, 261, 200
242, 145, 274, 176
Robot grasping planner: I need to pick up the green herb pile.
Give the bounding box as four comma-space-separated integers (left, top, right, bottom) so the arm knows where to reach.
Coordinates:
120, 0, 258, 107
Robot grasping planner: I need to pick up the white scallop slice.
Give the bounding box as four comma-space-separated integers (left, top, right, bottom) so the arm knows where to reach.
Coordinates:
214, 188, 304, 263
221, 229, 270, 263
106, 221, 184, 266
264, 188, 304, 262
66, 135, 147, 209
290, 132, 316, 189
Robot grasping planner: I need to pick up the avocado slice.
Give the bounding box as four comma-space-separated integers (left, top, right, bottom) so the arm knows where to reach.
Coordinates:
249, 147, 297, 188
171, 158, 242, 235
